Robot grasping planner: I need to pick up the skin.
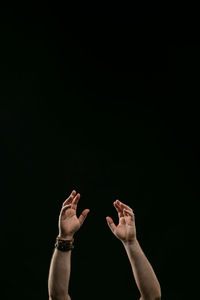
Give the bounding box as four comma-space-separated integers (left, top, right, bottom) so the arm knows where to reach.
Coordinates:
48, 190, 161, 300
107, 200, 161, 300
58, 190, 90, 240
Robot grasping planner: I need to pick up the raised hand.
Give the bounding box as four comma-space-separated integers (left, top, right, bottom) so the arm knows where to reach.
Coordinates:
58, 190, 90, 240
106, 199, 136, 244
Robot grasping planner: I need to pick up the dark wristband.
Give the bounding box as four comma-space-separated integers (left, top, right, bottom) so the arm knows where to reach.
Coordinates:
55, 236, 74, 251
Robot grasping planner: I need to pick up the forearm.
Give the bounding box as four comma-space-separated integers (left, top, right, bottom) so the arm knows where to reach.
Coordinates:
123, 239, 161, 300
48, 248, 71, 299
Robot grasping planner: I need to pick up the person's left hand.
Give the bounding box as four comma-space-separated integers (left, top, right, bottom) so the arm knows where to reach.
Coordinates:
58, 190, 90, 239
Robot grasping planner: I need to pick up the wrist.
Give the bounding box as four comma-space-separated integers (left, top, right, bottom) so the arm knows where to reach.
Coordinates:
122, 237, 138, 247
58, 233, 74, 240
55, 235, 74, 251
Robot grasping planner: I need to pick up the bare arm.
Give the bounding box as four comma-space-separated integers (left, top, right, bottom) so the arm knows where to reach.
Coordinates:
48, 190, 90, 300
48, 249, 72, 300
123, 239, 161, 300
106, 200, 161, 300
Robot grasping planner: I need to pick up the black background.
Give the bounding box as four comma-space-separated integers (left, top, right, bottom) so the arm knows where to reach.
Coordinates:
0, 3, 199, 300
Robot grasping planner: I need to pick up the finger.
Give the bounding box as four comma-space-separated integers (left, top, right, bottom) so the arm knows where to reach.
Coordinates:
124, 208, 134, 216
62, 190, 76, 206
113, 201, 124, 218
78, 209, 90, 226
117, 200, 133, 212
123, 209, 135, 222
60, 204, 72, 215
71, 193, 80, 210
106, 216, 117, 233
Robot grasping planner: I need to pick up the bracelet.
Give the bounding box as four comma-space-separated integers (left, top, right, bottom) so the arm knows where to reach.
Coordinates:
55, 235, 74, 251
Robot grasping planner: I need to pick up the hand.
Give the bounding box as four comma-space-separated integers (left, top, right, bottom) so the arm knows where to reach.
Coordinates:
58, 190, 90, 239
106, 200, 136, 244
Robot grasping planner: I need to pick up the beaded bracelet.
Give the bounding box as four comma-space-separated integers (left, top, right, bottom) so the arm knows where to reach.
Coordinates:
55, 236, 74, 251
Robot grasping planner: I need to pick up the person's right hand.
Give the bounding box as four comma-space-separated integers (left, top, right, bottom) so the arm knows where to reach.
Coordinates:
106, 199, 136, 244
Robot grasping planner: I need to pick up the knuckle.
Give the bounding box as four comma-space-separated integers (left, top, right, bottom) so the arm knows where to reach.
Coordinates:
62, 204, 71, 210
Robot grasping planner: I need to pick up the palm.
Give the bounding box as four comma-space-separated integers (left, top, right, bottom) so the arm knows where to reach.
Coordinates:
60, 208, 81, 235
114, 217, 135, 241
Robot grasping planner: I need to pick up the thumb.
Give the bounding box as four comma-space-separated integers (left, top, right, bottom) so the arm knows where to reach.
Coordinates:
106, 216, 117, 233
78, 209, 90, 227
